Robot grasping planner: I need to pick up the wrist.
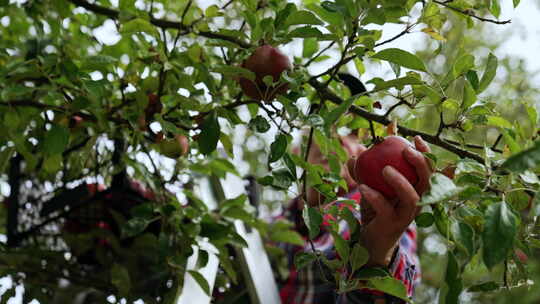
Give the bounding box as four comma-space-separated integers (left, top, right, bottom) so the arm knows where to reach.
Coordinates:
360, 227, 400, 267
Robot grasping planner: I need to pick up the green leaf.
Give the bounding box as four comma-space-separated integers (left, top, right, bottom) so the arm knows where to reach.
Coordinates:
500, 140, 540, 172
501, 129, 521, 154
307, 114, 325, 127
353, 267, 390, 279
341, 207, 359, 235
477, 53, 498, 93
413, 84, 442, 104
209, 158, 239, 177
81, 55, 118, 71
188, 270, 211, 295
272, 169, 294, 189
468, 281, 500, 292
432, 204, 452, 238
120, 18, 159, 37
198, 111, 220, 155
489, 0, 501, 18
367, 277, 409, 302
287, 26, 323, 38
513, 0, 521, 8
331, 231, 349, 264
205, 4, 221, 17
283, 153, 298, 179
466, 70, 480, 90
443, 252, 463, 304
372, 48, 427, 72
213, 66, 255, 81
294, 252, 317, 270
248, 115, 270, 133
43, 154, 62, 175
0, 147, 15, 173
324, 96, 355, 132
303, 38, 319, 58
370, 76, 423, 91
415, 212, 435, 227
420, 173, 463, 205
307, 3, 343, 27
122, 218, 152, 238
111, 264, 131, 297
286, 10, 324, 26
482, 201, 518, 269
452, 54, 475, 78
43, 125, 70, 155
451, 221, 475, 256
462, 79, 476, 109
486, 116, 512, 128
526, 104, 538, 126
218, 251, 238, 284
350, 243, 369, 273
269, 134, 288, 163
270, 229, 304, 245
302, 205, 323, 239
257, 176, 274, 186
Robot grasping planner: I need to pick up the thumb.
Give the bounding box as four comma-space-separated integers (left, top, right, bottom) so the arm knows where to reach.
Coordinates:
347, 157, 359, 183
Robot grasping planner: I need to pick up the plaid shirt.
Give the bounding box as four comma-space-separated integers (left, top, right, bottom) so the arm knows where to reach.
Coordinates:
275, 191, 420, 304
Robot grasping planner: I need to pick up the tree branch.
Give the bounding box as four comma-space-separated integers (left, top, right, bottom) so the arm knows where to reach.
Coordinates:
374, 23, 417, 48
0, 100, 95, 122
67, 0, 252, 48
303, 41, 336, 68
433, 0, 511, 24
308, 79, 486, 164
7, 154, 22, 247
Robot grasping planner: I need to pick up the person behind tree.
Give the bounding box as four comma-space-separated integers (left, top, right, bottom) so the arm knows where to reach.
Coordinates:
273, 127, 433, 303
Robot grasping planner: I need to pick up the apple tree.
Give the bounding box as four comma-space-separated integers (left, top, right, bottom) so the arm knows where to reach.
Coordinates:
0, 0, 539, 303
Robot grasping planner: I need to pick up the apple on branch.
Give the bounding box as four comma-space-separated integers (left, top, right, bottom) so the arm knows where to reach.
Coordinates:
155, 133, 190, 158
138, 93, 163, 131
238, 44, 292, 101
354, 136, 419, 199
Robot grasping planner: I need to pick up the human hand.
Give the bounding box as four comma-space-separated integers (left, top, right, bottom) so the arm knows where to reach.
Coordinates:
353, 136, 433, 266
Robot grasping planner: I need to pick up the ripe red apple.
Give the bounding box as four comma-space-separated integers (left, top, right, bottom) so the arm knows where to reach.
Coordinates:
145, 93, 163, 119
238, 44, 291, 101
69, 115, 84, 129
355, 136, 419, 199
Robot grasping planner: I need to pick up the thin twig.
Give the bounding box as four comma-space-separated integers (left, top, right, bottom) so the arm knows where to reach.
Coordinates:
433, 0, 511, 24
491, 134, 503, 150
303, 41, 336, 68
384, 99, 409, 117
180, 0, 193, 24
436, 111, 445, 137
221, 0, 235, 9
374, 23, 417, 48
368, 120, 377, 144
149, 0, 155, 16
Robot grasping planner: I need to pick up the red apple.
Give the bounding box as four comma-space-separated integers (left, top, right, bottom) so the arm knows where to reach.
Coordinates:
238, 45, 292, 101
145, 93, 163, 119
355, 136, 419, 199
69, 115, 84, 129
176, 134, 190, 156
